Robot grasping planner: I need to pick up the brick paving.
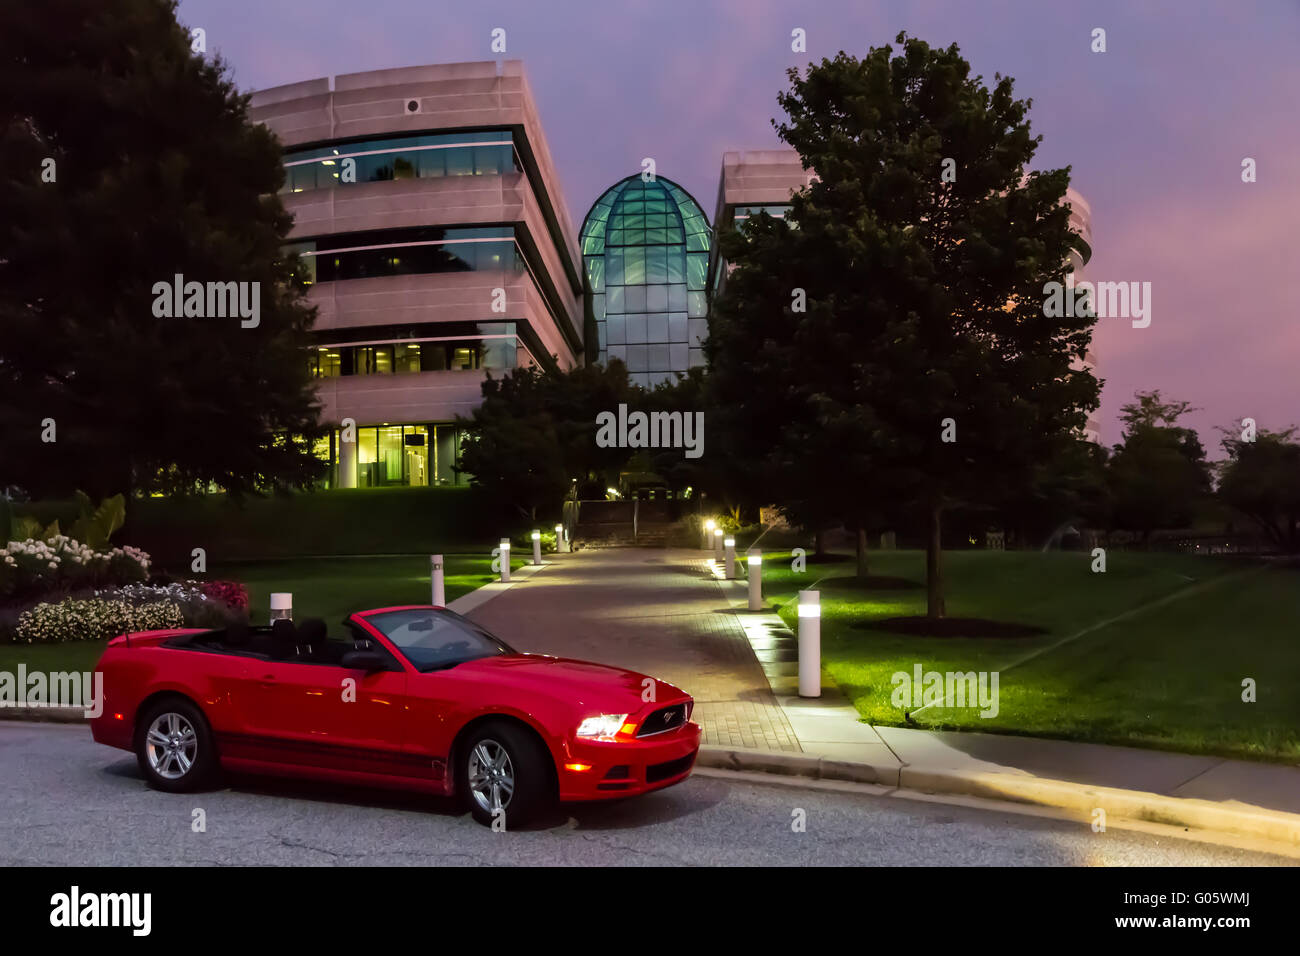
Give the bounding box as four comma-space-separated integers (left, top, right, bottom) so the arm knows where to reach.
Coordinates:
465, 548, 801, 752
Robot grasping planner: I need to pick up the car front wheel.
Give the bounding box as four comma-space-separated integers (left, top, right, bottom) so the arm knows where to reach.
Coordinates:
460, 722, 553, 828
134, 698, 217, 793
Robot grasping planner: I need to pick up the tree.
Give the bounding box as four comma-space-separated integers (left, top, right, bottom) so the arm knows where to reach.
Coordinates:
458, 362, 638, 519
0, 0, 322, 499
1217, 424, 1300, 553
1107, 390, 1211, 539
709, 35, 1100, 615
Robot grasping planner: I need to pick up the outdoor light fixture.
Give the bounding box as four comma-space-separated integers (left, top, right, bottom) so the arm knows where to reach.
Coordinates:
705, 519, 716, 531
747, 552, 761, 567
531, 530, 540, 541
798, 602, 821, 618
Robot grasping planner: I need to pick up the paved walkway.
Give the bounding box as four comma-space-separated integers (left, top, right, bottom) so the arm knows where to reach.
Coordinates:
460, 546, 1300, 820
462, 548, 800, 752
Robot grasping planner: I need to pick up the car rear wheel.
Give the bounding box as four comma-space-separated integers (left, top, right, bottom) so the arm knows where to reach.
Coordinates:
134, 698, 217, 793
460, 722, 554, 828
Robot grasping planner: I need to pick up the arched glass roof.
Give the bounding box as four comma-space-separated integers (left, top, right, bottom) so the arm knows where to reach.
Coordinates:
581, 175, 711, 387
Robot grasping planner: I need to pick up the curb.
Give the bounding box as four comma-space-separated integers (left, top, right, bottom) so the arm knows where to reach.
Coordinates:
0, 706, 86, 724
698, 745, 1300, 847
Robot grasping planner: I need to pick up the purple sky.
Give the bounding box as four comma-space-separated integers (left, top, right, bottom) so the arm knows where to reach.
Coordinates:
179, 0, 1300, 451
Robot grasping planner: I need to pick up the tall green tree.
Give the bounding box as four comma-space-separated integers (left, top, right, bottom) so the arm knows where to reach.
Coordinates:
710, 35, 1099, 616
0, 0, 322, 499
458, 362, 638, 518
1107, 390, 1211, 540
1217, 423, 1300, 553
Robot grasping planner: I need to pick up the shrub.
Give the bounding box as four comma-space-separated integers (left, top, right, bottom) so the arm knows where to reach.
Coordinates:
15, 597, 183, 644
199, 580, 249, 612
0, 537, 150, 599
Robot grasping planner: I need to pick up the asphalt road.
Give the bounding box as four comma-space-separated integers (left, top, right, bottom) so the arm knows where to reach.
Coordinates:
0, 723, 1291, 866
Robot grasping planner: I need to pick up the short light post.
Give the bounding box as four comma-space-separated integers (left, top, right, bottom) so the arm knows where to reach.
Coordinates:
713, 528, 724, 563
499, 538, 511, 582
724, 536, 736, 580
531, 529, 542, 565
703, 518, 716, 551
798, 590, 821, 698
747, 549, 763, 610
555, 523, 568, 554
270, 592, 293, 623
430, 555, 445, 607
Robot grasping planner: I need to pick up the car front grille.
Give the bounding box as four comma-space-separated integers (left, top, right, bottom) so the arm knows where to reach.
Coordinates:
636, 702, 689, 737
646, 752, 695, 784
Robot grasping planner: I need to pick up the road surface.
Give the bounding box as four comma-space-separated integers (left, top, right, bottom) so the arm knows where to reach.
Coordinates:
0, 723, 1291, 866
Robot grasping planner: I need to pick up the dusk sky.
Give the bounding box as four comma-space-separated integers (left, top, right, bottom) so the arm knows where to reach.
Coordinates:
177, 0, 1299, 451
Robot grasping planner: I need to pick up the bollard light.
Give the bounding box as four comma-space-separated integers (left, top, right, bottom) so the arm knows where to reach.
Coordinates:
270, 592, 293, 624
555, 523, 567, 554
798, 590, 821, 697
724, 536, 736, 580
747, 549, 763, 611
531, 529, 542, 565
499, 538, 511, 582
703, 517, 716, 551
430, 555, 445, 607
713, 527, 724, 563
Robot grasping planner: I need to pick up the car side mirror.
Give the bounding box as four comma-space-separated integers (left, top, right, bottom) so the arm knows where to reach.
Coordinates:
341, 649, 389, 672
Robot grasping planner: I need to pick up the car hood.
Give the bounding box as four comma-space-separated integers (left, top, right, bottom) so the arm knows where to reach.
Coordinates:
446, 653, 688, 713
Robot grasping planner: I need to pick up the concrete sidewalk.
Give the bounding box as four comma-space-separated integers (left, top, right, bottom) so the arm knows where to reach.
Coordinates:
468, 546, 1300, 846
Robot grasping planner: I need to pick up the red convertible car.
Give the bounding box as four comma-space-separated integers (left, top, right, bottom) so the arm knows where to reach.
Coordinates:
90, 606, 701, 826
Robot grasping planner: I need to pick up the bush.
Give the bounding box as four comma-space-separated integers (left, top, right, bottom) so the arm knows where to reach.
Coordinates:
99, 582, 245, 630
0, 536, 149, 600
199, 580, 249, 612
15, 597, 183, 644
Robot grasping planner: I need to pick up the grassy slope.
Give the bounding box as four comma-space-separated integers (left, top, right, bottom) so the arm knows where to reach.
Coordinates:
758, 549, 1300, 761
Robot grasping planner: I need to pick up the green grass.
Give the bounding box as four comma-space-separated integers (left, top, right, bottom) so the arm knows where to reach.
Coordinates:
756, 549, 1300, 762
0, 553, 522, 677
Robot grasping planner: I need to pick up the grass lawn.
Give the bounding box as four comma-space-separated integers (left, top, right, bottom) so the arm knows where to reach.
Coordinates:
756, 549, 1300, 762
0, 553, 523, 677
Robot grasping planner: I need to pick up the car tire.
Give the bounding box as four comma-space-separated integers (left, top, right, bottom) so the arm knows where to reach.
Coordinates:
459, 722, 554, 828
134, 697, 218, 793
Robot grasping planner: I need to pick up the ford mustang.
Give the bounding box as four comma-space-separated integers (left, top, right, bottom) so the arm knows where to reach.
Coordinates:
89, 605, 701, 826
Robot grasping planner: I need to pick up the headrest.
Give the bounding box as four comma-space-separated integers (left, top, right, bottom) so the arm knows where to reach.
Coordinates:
297, 618, 327, 647
269, 618, 298, 654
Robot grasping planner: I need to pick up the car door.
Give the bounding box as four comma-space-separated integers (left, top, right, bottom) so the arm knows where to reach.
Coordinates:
237, 630, 409, 777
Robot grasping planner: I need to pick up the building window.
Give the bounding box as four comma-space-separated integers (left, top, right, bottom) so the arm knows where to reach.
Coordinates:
281, 131, 519, 195
580, 175, 712, 389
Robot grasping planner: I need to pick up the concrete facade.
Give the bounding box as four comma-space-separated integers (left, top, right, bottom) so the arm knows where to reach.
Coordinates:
250, 61, 583, 486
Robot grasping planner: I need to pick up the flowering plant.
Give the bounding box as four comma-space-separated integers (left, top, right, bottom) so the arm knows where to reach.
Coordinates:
15, 597, 183, 644
0, 536, 150, 599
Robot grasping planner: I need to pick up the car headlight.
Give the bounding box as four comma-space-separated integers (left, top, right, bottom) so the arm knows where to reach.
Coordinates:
576, 714, 629, 738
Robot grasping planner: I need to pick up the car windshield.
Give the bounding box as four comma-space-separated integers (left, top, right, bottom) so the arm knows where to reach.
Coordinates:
361, 608, 514, 672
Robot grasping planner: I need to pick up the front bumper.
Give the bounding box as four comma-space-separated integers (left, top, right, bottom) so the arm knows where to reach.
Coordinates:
557, 721, 702, 801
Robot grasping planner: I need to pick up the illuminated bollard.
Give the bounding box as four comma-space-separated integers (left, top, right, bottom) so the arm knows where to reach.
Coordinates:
713, 528, 724, 563
531, 529, 542, 565
703, 518, 716, 551
747, 549, 763, 610
270, 592, 292, 624
556, 523, 568, 554
430, 555, 445, 607
798, 590, 821, 698
499, 538, 511, 582
724, 536, 736, 580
